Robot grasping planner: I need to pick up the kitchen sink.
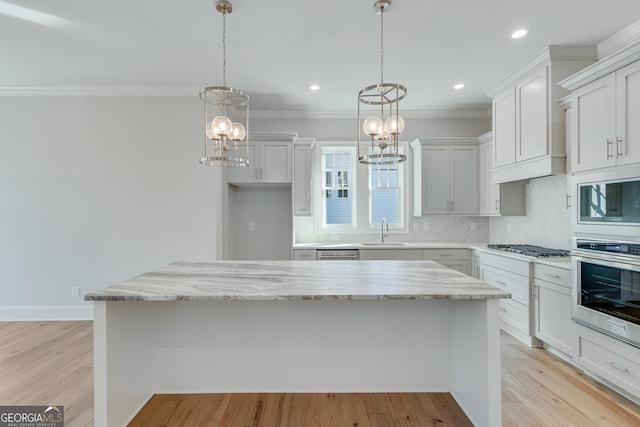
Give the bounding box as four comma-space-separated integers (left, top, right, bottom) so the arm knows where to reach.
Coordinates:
360, 242, 409, 246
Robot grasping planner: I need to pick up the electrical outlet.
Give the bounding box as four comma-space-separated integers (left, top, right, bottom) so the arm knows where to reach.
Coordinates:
248, 222, 255, 231
424, 222, 430, 231
470, 222, 477, 231
71, 286, 80, 297
412, 222, 419, 231
507, 223, 512, 233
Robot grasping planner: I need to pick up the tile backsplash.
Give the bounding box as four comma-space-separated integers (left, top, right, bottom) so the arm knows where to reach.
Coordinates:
294, 215, 490, 244
490, 174, 571, 250
295, 174, 571, 249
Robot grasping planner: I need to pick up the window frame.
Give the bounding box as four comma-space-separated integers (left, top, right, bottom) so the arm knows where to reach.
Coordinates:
315, 142, 408, 235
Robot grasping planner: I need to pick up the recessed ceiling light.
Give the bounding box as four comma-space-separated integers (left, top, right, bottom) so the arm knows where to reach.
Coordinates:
511, 28, 529, 39
309, 84, 320, 91
453, 83, 465, 90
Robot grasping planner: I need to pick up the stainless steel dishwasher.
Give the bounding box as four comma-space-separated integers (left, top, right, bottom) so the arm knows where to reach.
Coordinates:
315, 249, 359, 260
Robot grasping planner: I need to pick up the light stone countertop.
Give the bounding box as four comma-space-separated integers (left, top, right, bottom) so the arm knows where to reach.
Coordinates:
295, 242, 572, 269
84, 260, 511, 302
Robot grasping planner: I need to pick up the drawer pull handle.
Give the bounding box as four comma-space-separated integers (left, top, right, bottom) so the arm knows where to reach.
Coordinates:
496, 280, 508, 286
607, 319, 627, 331
499, 307, 508, 312
606, 138, 614, 159
439, 254, 453, 257
546, 273, 561, 279
606, 360, 629, 373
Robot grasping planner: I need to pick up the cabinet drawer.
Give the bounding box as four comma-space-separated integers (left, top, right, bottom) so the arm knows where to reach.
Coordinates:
482, 265, 529, 305
422, 249, 469, 261
499, 298, 529, 336
534, 263, 571, 288
578, 330, 640, 397
293, 249, 316, 260
438, 260, 469, 275
478, 251, 530, 276
359, 249, 423, 260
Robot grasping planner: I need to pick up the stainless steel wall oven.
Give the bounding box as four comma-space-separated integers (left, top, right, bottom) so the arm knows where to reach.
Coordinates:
572, 238, 640, 348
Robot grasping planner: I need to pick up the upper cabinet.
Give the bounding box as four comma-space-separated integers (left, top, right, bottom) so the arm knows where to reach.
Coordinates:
411, 138, 478, 216
486, 46, 597, 184
561, 53, 640, 173
293, 139, 315, 215
227, 134, 296, 185
478, 132, 526, 216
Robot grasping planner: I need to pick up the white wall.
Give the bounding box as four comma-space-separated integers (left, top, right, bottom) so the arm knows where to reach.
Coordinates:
0, 96, 219, 319
490, 174, 572, 250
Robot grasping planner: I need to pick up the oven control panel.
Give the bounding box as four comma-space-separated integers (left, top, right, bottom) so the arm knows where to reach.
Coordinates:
576, 240, 640, 256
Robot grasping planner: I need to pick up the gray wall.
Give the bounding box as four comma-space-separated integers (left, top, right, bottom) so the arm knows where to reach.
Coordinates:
0, 96, 219, 319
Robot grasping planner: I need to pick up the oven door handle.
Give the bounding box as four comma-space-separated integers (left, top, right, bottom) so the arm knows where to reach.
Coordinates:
607, 319, 627, 331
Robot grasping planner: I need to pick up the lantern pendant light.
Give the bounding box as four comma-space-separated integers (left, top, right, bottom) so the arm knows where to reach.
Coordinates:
199, 0, 250, 167
357, 0, 407, 165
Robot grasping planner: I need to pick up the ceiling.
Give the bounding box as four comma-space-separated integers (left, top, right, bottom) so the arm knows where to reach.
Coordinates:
1, 0, 639, 115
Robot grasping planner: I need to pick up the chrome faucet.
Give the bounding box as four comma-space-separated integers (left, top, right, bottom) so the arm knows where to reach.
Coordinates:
381, 217, 389, 243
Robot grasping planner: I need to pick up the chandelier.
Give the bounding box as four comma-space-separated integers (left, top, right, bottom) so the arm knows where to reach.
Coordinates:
199, 0, 250, 167
357, 0, 407, 165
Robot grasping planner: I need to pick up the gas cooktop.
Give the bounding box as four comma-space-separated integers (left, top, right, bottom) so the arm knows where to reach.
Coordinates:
487, 244, 570, 257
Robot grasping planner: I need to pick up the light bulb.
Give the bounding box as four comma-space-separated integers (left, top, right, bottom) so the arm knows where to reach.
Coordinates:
211, 115, 233, 136
384, 116, 405, 135
230, 123, 246, 141
206, 121, 221, 140
363, 116, 383, 137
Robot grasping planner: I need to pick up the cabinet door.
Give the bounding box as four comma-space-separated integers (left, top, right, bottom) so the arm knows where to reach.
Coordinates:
261, 142, 291, 183
293, 145, 312, 215
571, 74, 616, 172
517, 68, 548, 162
616, 60, 640, 167
450, 145, 478, 214
480, 141, 499, 215
227, 142, 258, 183
534, 279, 573, 355
422, 146, 450, 214
493, 88, 516, 167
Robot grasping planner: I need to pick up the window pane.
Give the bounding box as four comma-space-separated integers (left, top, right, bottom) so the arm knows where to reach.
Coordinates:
323, 149, 353, 225
371, 188, 398, 224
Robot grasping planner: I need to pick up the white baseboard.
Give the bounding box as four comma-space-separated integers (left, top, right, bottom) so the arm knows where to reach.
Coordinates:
0, 305, 94, 321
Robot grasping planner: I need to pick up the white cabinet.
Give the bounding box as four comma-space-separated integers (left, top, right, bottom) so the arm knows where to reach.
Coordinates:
479, 251, 538, 346
478, 132, 526, 216
292, 249, 316, 260
358, 249, 422, 260
293, 140, 314, 215
533, 263, 574, 357
576, 324, 640, 401
423, 248, 470, 275
411, 138, 478, 216
486, 46, 596, 183
228, 140, 292, 184
567, 60, 640, 172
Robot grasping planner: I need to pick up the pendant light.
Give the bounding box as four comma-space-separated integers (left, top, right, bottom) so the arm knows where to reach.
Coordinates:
357, 0, 407, 165
199, 0, 250, 167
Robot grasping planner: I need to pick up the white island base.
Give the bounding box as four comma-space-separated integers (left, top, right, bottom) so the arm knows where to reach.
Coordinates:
94, 298, 501, 426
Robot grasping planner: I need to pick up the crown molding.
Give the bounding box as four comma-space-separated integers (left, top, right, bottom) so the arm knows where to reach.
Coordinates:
250, 109, 491, 120
598, 19, 640, 59
559, 38, 640, 90
485, 45, 597, 97
0, 85, 197, 96
0, 86, 490, 120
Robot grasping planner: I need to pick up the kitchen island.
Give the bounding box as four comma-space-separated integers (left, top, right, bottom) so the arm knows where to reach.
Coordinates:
85, 260, 510, 427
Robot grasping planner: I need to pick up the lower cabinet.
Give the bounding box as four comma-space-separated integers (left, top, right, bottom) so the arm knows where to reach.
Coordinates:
576, 324, 640, 401
478, 251, 538, 346
533, 263, 574, 357
292, 249, 316, 260
359, 249, 423, 260
422, 249, 470, 275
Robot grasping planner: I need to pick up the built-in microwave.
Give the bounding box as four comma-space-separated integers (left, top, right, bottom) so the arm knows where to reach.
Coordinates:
573, 165, 640, 238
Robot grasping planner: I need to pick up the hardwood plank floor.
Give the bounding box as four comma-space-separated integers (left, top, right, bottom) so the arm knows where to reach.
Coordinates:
1, 321, 639, 426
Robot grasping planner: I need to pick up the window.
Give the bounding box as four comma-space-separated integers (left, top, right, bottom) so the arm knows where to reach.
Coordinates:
316, 143, 406, 233
321, 148, 355, 226
369, 162, 401, 226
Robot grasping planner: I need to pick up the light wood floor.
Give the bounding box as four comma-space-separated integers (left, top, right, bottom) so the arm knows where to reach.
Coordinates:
1, 321, 640, 426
